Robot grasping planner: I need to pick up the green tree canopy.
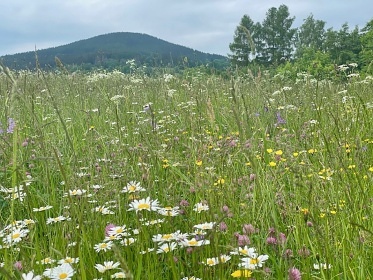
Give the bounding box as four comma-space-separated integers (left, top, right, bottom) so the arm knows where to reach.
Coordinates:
295, 14, 326, 57
359, 19, 373, 72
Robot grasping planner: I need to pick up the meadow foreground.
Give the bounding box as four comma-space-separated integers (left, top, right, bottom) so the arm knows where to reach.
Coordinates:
0, 67, 372, 279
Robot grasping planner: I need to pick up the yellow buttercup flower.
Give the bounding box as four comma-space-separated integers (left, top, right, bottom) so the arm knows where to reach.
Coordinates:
231, 269, 252, 278
196, 160, 203, 166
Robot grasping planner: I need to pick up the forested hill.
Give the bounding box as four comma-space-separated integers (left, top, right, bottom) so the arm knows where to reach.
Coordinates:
0, 32, 228, 71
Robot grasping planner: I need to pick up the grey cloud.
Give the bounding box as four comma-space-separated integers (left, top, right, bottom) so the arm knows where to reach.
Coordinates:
0, 0, 372, 56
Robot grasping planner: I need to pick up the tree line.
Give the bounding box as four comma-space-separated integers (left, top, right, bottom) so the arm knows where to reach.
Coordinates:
229, 5, 373, 77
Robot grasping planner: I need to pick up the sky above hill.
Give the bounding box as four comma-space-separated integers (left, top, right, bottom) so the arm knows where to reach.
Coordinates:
0, 0, 372, 57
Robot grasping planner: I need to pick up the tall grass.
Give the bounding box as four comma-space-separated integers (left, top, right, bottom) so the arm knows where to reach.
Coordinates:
0, 65, 372, 280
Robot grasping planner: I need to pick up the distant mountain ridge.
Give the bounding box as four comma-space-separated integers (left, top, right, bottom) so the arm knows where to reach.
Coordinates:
0, 32, 228, 70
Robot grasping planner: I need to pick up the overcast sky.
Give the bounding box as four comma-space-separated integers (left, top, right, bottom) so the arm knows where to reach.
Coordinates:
0, 0, 372, 57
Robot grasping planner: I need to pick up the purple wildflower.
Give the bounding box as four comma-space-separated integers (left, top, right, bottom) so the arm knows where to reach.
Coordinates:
7, 118, 16, 133
276, 112, 286, 125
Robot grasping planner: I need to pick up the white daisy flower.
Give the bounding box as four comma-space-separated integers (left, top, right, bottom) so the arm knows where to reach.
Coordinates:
193, 222, 215, 230
128, 197, 160, 213
156, 242, 178, 254
92, 206, 115, 215
193, 202, 209, 213
313, 263, 332, 270
157, 206, 180, 216
180, 238, 210, 247
203, 257, 219, 266
238, 254, 269, 270
36, 257, 56, 265
67, 189, 87, 196
111, 271, 127, 278
21, 271, 42, 280
57, 257, 79, 264
120, 238, 136, 246
94, 241, 113, 252
107, 226, 128, 237
121, 181, 146, 193
46, 216, 69, 224
230, 246, 257, 257
33, 205, 53, 212
43, 263, 75, 280
4, 228, 29, 245
95, 261, 120, 273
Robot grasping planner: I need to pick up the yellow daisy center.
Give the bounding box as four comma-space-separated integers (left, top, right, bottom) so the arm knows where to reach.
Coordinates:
138, 203, 150, 210
12, 233, 21, 239
188, 240, 198, 246
250, 258, 258, 264
207, 259, 215, 265
59, 273, 68, 279
162, 234, 173, 240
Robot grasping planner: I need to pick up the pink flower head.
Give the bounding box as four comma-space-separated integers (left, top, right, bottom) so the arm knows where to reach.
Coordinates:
288, 267, 301, 280
219, 222, 228, 232
236, 234, 250, 246
13, 261, 22, 271
105, 223, 116, 237
242, 224, 256, 234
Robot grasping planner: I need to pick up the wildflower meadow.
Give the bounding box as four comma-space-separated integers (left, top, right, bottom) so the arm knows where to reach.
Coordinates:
0, 64, 372, 279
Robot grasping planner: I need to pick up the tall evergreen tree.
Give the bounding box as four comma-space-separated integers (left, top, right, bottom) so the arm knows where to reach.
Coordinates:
258, 4, 297, 65
229, 15, 261, 66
